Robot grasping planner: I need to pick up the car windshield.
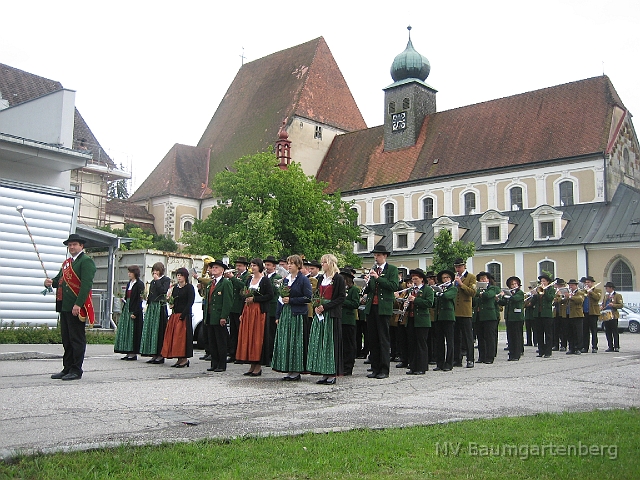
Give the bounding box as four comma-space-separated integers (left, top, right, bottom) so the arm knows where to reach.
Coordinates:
625, 306, 640, 314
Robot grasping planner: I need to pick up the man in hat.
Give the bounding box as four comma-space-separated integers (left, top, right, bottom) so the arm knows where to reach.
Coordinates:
263, 255, 282, 364
206, 260, 234, 371
601, 282, 623, 352
404, 268, 434, 374
560, 279, 585, 355
581, 276, 602, 353
45, 233, 96, 381
453, 257, 477, 368
225, 256, 250, 362
363, 245, 399, 379
551, 278, 567, 352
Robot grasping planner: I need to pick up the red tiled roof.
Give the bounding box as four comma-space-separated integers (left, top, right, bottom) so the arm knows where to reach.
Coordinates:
0, 62, 114, 167
318, 76, 625, 193
130, 143, 210, 201
105, 198, 155, 220
197, 37, 366, 181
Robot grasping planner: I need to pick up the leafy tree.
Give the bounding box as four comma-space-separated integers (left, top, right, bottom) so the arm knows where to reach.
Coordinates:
95, 224, 178, 252
181, 151, 362, 266
107, 163, 130, 199
430, 228, 475, 274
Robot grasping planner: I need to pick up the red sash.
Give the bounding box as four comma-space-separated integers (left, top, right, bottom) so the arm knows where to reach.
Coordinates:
58, 257, 95, 324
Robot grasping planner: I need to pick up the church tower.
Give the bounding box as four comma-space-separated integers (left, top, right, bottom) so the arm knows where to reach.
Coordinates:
383, 26, 437, 151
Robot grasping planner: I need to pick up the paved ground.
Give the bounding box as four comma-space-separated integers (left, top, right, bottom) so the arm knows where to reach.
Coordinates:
1, 331, 639, 461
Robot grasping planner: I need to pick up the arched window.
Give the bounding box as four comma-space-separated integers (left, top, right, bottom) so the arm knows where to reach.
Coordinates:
539, 260, 555, 280
559, 181, 574, 206
611, 260, 633, 291
350, 207, 358, 226
183, 220, 192, 232
464, 192, 476, 215
384, 203, 395, 224
510, 187, 523, 211
487, 262, 502, 286
423, 197, 434, 220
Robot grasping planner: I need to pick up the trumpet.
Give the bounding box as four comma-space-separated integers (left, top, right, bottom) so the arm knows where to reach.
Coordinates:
581, 282, 601, 293
430, 281, 452, 293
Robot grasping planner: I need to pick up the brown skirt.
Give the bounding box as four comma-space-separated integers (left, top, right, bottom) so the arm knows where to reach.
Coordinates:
236, 302, 266, 363
161, 313, 190, 359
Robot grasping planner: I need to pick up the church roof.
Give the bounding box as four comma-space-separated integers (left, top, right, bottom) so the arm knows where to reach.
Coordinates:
0, 62, 114, 167
129, 143, 211, 201
196, 37, 366, 180
318, 75, 625, 193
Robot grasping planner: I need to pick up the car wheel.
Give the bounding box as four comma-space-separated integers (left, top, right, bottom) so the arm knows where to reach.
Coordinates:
628, 320, 639, 334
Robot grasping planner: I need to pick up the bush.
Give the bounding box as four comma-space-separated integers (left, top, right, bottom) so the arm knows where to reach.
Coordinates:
0, 321, 114, 344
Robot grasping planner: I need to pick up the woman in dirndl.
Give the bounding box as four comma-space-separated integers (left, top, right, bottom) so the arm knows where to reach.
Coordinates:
140, 262, 171, 364
307, 254, 346, 385
161, 267, 195, 367
114, 265, 145, 360
271, 255, 312, 381
236, 258, 274, 376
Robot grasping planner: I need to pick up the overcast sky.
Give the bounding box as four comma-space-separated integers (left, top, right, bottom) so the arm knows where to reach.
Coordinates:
2, 0, 638, 191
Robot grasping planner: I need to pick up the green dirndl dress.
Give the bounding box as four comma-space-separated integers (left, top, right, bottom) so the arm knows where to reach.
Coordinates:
271, 304, 305, 373
307, 312, 337, 375
140, 301, 166, 355
113, 300, 134, 353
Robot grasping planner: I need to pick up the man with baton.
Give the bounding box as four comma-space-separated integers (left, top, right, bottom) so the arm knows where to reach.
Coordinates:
45, 233, 96, 381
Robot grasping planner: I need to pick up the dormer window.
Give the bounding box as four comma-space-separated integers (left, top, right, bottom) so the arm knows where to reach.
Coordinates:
314, 126, 323, 140
391, 221, 417, 251
355, 225, 375, 253
531, 205, 563, 241
479, 210, 509, 245
433, 216, 460, 241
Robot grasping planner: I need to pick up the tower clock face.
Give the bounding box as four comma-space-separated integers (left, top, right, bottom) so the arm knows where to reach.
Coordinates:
392, 112, 406, 132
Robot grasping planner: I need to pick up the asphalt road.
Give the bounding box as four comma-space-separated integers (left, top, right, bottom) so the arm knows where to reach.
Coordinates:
1, 331, 639, 461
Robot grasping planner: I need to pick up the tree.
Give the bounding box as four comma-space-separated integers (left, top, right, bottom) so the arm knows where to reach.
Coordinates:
95, 224, 178, 252
180, 151, 362, 266
107, 163, 130, 199
430, 228, 476, 274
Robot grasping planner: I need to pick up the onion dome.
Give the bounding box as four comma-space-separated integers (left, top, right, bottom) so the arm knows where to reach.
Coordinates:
390, 26, 430, 82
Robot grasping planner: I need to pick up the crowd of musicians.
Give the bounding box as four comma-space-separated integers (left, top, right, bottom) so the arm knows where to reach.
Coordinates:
112, 244, 626, 384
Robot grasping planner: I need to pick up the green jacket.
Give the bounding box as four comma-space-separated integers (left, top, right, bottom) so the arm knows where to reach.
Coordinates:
411, 286, 434, 328
342, 285, 360, 326
51, 252, 96, 312
498, 289, 524, 322
204, 277, 233, 325
530, 286, 555, 318
475, 285, 501, 321
229, 270, 250, 313
363, 263, 400, 316
435, 286, 458, 321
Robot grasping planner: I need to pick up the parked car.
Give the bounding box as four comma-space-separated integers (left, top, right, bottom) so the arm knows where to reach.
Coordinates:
597, 306, 640, 333
191, 291, 206, 349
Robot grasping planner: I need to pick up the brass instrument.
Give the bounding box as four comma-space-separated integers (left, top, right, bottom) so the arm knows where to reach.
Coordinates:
431, 281, 452, 294
581, 282, 601, 294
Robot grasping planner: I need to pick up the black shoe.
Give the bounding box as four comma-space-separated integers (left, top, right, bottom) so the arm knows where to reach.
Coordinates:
467, 361, 475, 367
61, 372, 81, 381
325, 377, 336, 385
476, 358, 485, 363
433, 366, 442, 371
483, 360, 493, 364
316, 377, 328, 384
151, 358, 165, 364
249, 370, 262, 377
175, 360, 190, 368
566, 351, 574, 355
243, 371, 254, 376
406, 371, 425, 375
375, 373, 389, 379
508, 357, 519, 361
536, 354, 544, 357
544, 354, 551, 358
226, 356, 235, 363
453, 362, 463, 368
283, 374, 301, 381
428, 361, 437, 365
551, 346, 559, 351
614, 348, 620, 352
605, 348, 614, 352
51, 371, 68, 379
442, 366, 452, 372
559, 347, 567, 352
366, 372, 379, 378
146, 358, 156, 363
592, 348, 598, 353
367, 368, 373, 372
580, 348, 588, 354
396, 363, 409, 368
199, 355, 211, 361
123, 355, 137, 361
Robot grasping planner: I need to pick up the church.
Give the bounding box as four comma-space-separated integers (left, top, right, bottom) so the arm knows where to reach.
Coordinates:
121, 31, 640, 290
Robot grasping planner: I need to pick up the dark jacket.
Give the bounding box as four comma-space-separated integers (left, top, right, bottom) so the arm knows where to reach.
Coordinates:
411, 285, 435, 327
498, 289, 525, 322
318, 273, 346, 319
244, 275, 274, 315
342, 285, 360, 326
276, 272, 312, 318
204, 278, 233, 325
126, 279, 145, 320
148, 276, 171, 303
363, 263, 400, 316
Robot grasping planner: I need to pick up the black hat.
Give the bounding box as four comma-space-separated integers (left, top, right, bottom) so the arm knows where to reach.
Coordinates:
278, 258, 287, 264
309, 259, 322, 268
567, 279, 579, 285
371, 244, 391, 255
303, 258, 312, 266
437, 270, 455, 284
234, 256, 250, 265
339, 268, 355, 279
453, 257, 466, 266
264, 255, 278, 265
343, 265, 357, 275
409, 268, 427, 281
476, 271, 493, 281
425, 270, 437, 278
63, 233, 87, 245
538, 274, 551, 282
579, 277, 587, 283
604, 281, 615, 289
209, 259, 228, 270
555, 278, 566, 285
584, 275, 596, 283
506, 276, 521, 287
